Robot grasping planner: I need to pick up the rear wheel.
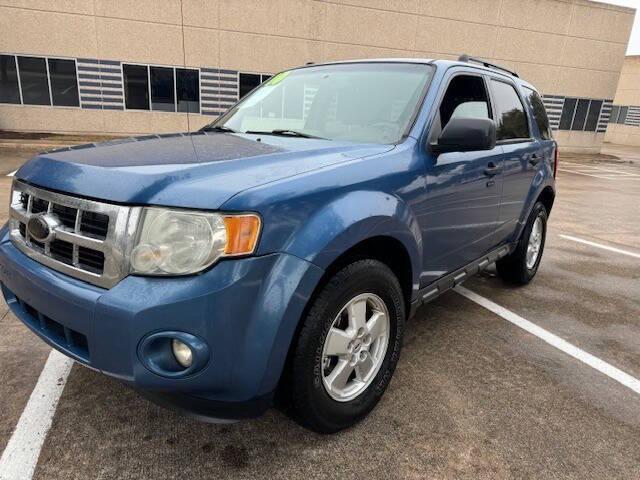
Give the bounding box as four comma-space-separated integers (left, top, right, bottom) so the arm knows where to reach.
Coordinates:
287, 259, 405, 433
497, 201, 548, 285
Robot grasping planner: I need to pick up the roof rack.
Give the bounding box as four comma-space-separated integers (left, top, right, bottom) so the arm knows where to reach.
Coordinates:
458, 54, 519, 78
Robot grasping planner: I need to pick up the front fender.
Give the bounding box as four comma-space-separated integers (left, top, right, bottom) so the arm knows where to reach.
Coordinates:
283, 190, 423, 296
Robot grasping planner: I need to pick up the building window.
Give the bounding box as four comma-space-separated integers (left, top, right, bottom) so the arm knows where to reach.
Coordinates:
584, 100, 602, 131
125, 64, 199, 113
490, 79, 529, 141
239, 73, 261, 99
559, 98, 577, 130
571, 99, 590, 131
609, 105, 620, 123
617, 106, 628, 124
0, 54, 20, 104
150, 66, 174, 112
123, 64, 150, 110
176, 68, 199, 113
560, 97, 608, 131
239, 73, 271, 99
48, 58, 79, 107
17, 56, 50, 105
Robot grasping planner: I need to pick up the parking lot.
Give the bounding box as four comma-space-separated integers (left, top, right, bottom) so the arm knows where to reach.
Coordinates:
0, 144, 639, 479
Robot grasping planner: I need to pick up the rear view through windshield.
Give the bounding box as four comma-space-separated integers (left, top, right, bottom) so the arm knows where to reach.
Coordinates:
213, 63, 434, 144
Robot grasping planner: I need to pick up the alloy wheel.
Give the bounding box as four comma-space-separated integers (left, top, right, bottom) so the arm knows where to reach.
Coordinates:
321, 293, 390, 402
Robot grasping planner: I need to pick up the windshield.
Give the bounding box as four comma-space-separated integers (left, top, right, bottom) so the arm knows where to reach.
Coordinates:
208, 62, 434, 144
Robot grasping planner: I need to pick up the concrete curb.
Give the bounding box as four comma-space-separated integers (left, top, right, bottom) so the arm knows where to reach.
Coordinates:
0, 142, 86, 150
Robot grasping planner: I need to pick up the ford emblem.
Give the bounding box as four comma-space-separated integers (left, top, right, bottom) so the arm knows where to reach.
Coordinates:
27, 214, 56, 243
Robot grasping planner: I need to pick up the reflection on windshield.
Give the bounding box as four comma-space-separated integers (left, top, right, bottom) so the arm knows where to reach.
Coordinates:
209, 63, 434, 145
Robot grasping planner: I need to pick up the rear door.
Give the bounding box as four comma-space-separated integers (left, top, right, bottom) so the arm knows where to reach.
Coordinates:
487, 77, 540, 245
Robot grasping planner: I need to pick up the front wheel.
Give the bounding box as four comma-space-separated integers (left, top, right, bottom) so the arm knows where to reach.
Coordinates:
287, 259, 405, 433
497, 201, 548, 285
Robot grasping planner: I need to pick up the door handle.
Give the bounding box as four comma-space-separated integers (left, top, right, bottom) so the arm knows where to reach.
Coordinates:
528, 154, 541, 166
484, 162, 502, 177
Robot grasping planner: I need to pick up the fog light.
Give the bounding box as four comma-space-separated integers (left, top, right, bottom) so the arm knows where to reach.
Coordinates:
172, 339, 193, 368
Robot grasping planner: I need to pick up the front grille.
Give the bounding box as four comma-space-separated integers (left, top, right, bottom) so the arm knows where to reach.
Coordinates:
14, 293, 90, 362
9, 180, 141, 289
78, 246, 105, 273
16, 192, 108, 275
51, 203, 78, 230
50, 239, 74, 264
80, 211, 109, 239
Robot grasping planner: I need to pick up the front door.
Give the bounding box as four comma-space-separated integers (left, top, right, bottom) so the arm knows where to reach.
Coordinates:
419, 71, 503, 286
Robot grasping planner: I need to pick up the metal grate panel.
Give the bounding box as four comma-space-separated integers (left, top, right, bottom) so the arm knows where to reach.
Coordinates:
8, 180, 142, 289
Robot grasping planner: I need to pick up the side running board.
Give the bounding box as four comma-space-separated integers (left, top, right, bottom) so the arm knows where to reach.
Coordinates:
413, 244, 513, 312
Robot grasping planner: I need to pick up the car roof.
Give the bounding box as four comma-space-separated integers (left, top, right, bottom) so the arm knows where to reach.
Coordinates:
295, 57, 537, 91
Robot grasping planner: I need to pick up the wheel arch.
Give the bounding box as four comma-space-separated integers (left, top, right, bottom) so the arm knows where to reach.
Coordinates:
283, 190, 422, 297
536, 185, 555, 215
275, 234, 416, 404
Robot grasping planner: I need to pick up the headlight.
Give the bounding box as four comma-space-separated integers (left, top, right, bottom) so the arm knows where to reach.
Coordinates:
130, 208, 261, 276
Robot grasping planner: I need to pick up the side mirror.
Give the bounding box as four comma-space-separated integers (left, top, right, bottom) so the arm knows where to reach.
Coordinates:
430, 117, 496, 154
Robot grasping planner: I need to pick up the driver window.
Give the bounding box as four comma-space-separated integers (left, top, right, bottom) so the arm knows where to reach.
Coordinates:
431, 75, 492, 140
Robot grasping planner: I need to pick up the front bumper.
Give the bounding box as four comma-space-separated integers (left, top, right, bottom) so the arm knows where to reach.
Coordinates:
0, 225, 324, 419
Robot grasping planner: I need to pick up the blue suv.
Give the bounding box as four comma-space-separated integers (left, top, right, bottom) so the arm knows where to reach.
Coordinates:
0, 56, 556, 433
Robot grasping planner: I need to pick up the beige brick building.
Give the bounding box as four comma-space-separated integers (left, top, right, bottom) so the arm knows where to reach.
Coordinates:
605, 55, 640, 146
0, 0, 636, 152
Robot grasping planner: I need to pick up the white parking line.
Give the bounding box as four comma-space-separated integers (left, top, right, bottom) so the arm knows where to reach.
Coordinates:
590, 166, 640, 177
7, 171, 16, 177
456, 286, 640, 395
559, 164, 640, 180
0, 350, 73, 480
559, 234, 640, 259
557, 169, 611, 179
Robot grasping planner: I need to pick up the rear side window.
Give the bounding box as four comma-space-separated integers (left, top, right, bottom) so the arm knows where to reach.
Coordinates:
490, 79, 529, 141
524, 87, 552, 140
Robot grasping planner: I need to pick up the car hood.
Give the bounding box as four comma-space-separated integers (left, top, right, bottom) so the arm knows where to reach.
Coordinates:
15, 132, 393, 210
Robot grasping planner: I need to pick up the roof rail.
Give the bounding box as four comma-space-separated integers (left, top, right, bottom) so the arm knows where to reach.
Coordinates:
458, 54, 519, 78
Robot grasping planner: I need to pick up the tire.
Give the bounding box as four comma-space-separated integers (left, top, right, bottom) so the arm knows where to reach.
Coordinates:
496, 201, 548, 285
287, 259, 405, 433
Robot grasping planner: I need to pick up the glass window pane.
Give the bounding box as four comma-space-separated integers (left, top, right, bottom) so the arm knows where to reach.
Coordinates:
617, 106, 628, 124
123, 64, 149, 110
584, 100, 602, 132
432, 75, 491, 143
559, 98, 576, 130
490, 79, 529, 140
524, 87, 551, 140
239, 73, 261, 99
150, 66, 175, 112
48, 58, 79, 107
176, 68, 199, 113
571, 99, 590, 131
217, 63, 434, 145
609, 105, 619, 124
0, 55, 20, 104
17, 56, 50, 105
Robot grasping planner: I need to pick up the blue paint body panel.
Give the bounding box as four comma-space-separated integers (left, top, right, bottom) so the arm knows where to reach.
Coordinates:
0, 233, 323, 404
0, 59, 556, 419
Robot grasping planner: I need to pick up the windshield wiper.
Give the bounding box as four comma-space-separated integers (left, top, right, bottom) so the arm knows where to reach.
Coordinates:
244, 129, 325, 140
202, 125, 238, 133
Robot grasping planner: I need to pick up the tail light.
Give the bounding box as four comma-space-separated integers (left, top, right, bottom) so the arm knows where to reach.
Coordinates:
553, 147, 559, 178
